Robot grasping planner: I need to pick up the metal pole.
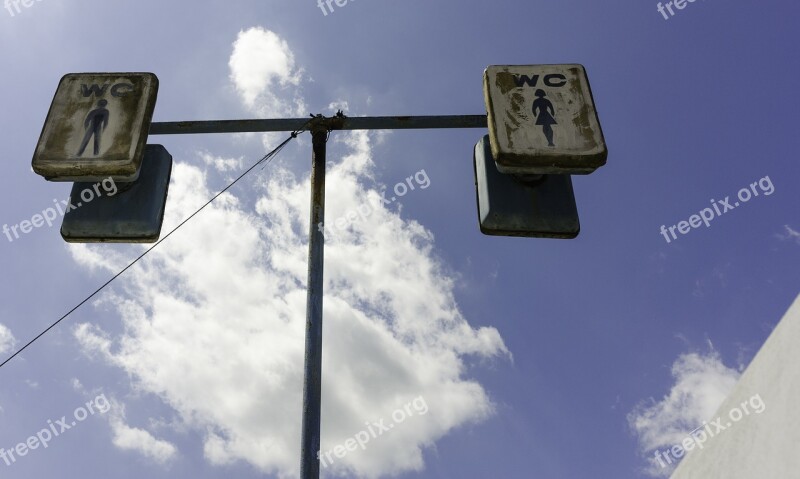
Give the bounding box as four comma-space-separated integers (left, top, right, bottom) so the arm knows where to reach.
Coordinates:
300, 125, 328, 479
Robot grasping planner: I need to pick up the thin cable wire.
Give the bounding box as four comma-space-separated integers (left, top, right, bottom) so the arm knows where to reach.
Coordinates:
0, 125, 311, 371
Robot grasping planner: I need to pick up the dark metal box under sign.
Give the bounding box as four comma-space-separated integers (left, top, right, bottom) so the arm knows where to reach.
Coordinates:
474, 135, 580, 238
61, 144, 172, 243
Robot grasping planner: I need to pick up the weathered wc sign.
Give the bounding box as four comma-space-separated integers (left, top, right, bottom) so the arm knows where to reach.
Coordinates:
474, 64, 608, 238
32, 72, 159, 182
483, 64, 607, 175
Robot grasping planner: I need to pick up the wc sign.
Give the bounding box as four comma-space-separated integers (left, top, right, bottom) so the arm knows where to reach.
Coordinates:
483, 64, 607, 175
32, 72, 159, 182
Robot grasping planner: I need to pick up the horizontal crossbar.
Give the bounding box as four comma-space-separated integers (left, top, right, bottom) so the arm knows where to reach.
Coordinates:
149, 115, 488, 135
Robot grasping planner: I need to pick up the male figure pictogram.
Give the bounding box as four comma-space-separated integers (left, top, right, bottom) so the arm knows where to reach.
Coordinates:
531, 89, 556, 147
77, 99, 109, 156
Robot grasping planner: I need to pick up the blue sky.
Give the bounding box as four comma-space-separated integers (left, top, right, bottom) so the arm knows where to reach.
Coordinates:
0, 0, 798, 478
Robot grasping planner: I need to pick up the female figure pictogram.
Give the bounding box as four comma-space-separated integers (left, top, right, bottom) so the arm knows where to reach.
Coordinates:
531, 89, 556, 147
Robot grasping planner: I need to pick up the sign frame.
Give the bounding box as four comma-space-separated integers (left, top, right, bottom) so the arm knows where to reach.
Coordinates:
483, 64, 607, 175
32, 72, 159, 182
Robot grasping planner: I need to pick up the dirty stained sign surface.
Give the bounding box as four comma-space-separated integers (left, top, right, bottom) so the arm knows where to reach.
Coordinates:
483, 64, 607, 175
32, 72, 158, 182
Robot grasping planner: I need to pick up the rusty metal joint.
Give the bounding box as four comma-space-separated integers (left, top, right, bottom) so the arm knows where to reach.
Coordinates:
308, 111, 348, 137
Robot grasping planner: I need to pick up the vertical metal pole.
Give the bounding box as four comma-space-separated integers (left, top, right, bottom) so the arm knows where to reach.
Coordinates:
300, 127, 327, 479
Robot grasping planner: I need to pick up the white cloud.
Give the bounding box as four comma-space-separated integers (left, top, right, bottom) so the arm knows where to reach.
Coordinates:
229, 27, 305, 117
777, 225, 800, 244
108, 404, 178, 464
71, 128, 509, 478
200, 152, 243, 173
328, 100, 349, 112
628, 350, 740, 476
0, 323, 15, 354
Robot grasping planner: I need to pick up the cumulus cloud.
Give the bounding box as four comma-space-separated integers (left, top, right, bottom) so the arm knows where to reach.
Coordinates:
71, 127, 508, 477
229, 27, 305, 117
628, 350, 740, 476
65, 379, 178, 464
200, 152, 243, 173
0, 323, 15, 354
108, 404, 178, 464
